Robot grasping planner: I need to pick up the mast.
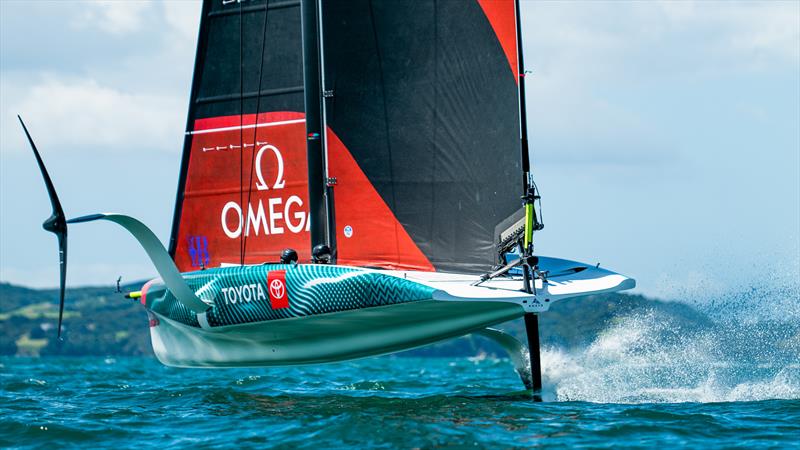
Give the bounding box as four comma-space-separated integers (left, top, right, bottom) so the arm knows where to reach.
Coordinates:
301, 0, 327, 254
515, 0, 531, 190
318, 0, 336, 261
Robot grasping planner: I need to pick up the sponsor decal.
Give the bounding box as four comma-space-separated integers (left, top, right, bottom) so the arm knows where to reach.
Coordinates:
268, 270, 289, 309
187, 235, 210, 268
221, 283, 266, 305
219, 144, 310, 239
254, 144, 285, 190
343, 225, 353, 238
221, 194, 309, 239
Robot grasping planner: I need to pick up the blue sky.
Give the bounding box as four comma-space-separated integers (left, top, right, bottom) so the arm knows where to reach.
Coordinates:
1, 0, 798, 300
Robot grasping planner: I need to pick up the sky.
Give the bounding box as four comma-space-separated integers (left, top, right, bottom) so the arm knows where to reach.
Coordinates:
1, 0, 798, 301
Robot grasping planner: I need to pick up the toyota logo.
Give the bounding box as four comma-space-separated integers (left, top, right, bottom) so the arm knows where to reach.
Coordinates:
269, 279, 285, 299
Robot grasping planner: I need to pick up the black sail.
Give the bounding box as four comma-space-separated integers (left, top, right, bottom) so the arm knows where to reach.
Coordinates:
322, 0, 522, 273
193, 0, 305, 120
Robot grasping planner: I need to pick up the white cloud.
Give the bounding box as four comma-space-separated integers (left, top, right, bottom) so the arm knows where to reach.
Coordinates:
658, 0, 800, 67
74, 0, 153, 36
2, 76, 184, 155
163, 0, 202, 42
519, 0, 799, 167
522, 1, 800, 79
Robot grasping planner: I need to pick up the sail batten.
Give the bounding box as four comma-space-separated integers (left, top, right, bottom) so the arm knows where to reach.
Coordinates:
195, 86, 304, 105
187, 118, 306, 136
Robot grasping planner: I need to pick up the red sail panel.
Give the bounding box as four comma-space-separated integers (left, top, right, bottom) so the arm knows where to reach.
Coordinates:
476, 0, 519, 82
327, 129, 434, 272
173, 112, 310, 272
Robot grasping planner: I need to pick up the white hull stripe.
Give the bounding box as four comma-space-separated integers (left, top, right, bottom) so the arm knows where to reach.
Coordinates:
187, 118, 306, 135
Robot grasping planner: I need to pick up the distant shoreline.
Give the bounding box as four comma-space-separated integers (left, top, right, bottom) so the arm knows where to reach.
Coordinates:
0, 281, 708, 358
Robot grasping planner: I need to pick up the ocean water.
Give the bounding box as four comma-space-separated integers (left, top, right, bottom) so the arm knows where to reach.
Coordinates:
2, 305, 799, 450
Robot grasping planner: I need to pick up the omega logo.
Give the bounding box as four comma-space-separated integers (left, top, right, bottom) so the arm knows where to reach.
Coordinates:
220, 144, 310, 239
255, 144, 285, 191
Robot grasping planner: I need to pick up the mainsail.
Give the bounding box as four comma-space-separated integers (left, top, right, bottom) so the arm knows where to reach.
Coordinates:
170, 0, 523, 274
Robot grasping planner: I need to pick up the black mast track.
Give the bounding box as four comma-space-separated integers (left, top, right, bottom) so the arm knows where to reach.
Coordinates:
168, 0, 212, 259
514, 0, 531, 190
301, 0, 326, 253
318, 0, 336, 261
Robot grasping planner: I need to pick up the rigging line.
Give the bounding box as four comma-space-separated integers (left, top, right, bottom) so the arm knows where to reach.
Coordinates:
242, 0, 272, 261
367, 0, 400, 262
238, 0, 245, 266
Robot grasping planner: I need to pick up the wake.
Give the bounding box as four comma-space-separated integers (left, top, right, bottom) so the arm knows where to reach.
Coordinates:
541, 284, 800, 403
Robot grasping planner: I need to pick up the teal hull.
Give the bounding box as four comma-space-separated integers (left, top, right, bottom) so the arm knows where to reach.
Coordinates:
149, 300, 524, 367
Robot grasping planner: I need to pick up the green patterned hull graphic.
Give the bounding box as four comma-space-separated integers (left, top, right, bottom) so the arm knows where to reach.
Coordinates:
141, 264, 526, 367
143, 264, 436, 329
148, 300, 524, 367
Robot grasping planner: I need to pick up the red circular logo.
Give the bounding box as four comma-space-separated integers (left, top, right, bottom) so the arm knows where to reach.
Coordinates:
269, 279, 285, 299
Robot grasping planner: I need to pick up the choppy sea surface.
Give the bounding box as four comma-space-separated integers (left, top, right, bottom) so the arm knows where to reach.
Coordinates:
3, 280, 800, 449
3, 334, 799, 448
